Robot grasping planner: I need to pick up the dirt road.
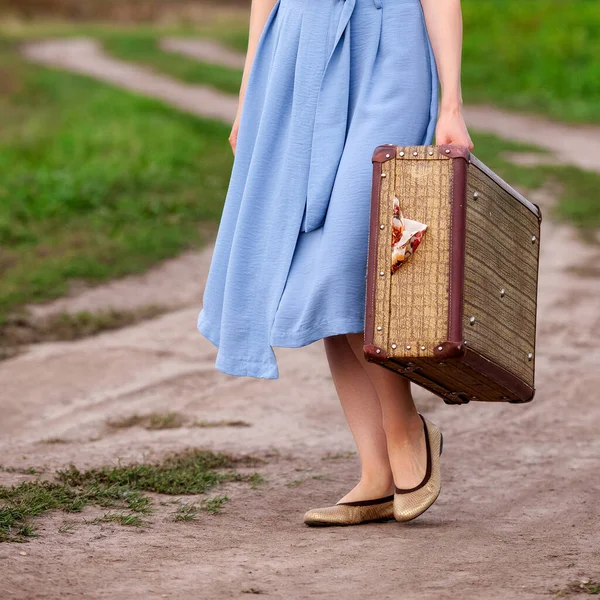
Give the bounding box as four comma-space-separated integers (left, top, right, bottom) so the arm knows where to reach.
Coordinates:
1, 38, 598, 600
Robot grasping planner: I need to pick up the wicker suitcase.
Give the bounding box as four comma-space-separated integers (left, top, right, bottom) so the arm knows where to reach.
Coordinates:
364, 144, 542, 405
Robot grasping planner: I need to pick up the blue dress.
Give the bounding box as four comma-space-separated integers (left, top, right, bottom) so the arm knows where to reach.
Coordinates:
198, 0, 438, 378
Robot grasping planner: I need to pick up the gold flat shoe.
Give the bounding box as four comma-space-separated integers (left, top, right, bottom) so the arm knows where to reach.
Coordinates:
303, 495, 394, 527
394, 414, 443, 522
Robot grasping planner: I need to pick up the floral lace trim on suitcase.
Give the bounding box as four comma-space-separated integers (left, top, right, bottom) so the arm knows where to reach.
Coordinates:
391, 196, 427, 274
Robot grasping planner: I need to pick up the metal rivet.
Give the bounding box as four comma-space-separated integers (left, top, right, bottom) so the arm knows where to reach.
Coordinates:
469, 316, 476, 325
379, 271, 385, 276
463, 340, 468, 345
421, 345, 426, 351
406, 345, 412, 350
413, 151, 418, 156
439, 362, 446, 366
399, 151, 405, 157
531, 235, 537, 243
377, 326, 382, 331
437, 345, 443, 351
385, 153, 391, 158
473, 192, 479, 200
380, 224, 385, 230
500, 288, 505, 298
376, 349, 381, 354
471, 396, 478, 401
428, 151, 434, 156
445, 149, 451, 154
381, 173, 386, 178
528, 353, 533, 361
391, 344, 397, 349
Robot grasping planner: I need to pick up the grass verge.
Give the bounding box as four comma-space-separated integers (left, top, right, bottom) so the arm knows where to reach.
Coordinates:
0, 448, 263, 542
0, 305, 168, 358
107, 412, 252, 431
0, 38, 233, 323
552, 578, 600, 596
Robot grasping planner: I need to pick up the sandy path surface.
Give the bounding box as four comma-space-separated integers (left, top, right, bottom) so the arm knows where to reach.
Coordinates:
3, 37, 598, 600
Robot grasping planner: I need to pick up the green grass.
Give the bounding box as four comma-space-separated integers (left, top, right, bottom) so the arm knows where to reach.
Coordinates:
0, 449, 262, 542
1, 6, 599, 323
0, 38, 232, 323
461, 0, 600, 123
173, 495, 229, 520
2, 2, 600, 125
471, 131, 600, 230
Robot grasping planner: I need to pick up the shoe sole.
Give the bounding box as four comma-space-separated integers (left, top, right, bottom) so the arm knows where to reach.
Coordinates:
304, 516, 395, 527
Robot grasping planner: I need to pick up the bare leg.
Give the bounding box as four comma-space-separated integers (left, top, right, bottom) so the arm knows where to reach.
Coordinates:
323, 334, 394, 502
346, 333, 427, 490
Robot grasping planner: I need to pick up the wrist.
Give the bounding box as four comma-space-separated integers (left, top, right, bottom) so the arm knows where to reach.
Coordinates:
440, 100, 463, 115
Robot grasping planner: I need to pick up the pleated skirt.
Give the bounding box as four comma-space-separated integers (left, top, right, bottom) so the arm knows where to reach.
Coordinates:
198, 0, 439, 379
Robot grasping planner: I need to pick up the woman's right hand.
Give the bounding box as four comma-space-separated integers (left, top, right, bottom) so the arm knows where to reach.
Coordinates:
229, 114, 241, 155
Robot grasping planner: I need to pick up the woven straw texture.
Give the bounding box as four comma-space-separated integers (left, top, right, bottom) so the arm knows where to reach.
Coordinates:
463, 166, 540, 385
372, 146, 451, 356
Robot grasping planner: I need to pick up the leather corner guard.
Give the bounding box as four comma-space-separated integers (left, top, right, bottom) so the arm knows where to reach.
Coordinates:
372, 144, 397, 163
433, 341, 466, 360
364, 344, 388, 362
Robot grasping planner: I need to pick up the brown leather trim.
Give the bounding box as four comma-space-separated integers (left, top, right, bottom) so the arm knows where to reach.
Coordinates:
433, 341, 466, 360
529, 210, 542, 393
394, 414, 432, 494
461, 347, 535, 402
469, 155, 541, 219
364, 156, 383, 355
448, 152, 468, 344
337, 494, 394, 507
372, 144, 397, 163
437, 144, 471, 160
364, 344, 388, 362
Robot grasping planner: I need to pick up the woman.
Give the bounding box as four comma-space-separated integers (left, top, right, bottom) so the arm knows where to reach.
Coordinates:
198, 0, 473, 525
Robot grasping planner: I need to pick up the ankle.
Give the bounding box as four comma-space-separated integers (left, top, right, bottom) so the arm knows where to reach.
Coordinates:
385, 415, 425, 448
359, 471, 394, 492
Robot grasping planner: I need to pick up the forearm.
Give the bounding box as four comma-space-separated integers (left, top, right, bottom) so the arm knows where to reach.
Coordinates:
238, 0, 278, 114
419, 0, 464, 114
